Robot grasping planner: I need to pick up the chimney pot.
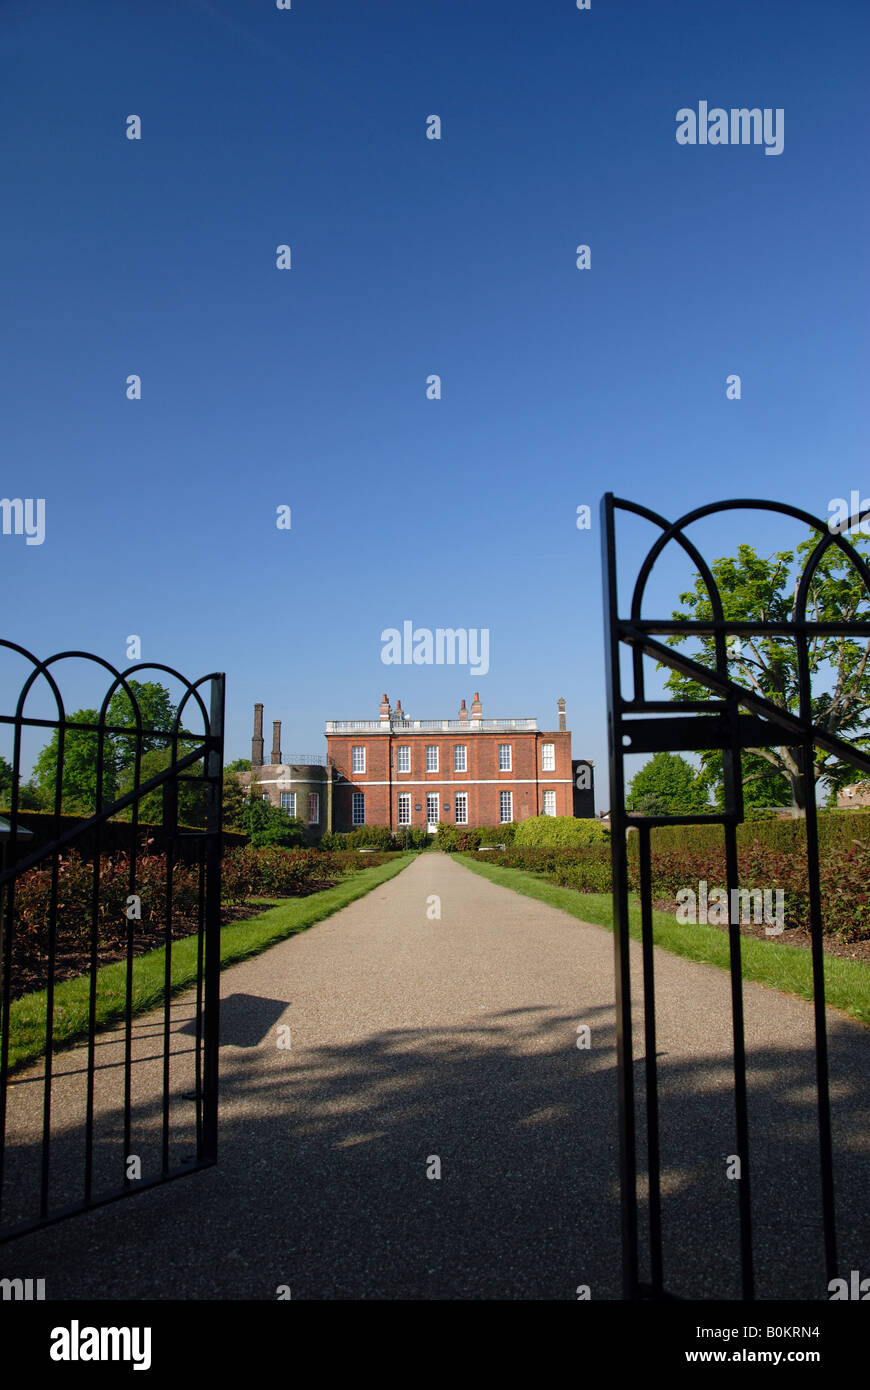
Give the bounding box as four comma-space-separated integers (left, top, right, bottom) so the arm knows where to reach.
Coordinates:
252, 703, 265, 768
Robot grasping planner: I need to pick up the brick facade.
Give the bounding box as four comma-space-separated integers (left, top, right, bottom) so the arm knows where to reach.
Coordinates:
326, 694, 579, 832
240, 695, 594, 836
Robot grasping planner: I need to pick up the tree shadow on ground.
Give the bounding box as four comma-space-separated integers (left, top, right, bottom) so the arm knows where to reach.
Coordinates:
2, 996, 868, 1301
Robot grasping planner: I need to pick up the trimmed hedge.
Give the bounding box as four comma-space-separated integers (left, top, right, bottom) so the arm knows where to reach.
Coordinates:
491, 834, 870, 941
435, 823, 517, 852
12, 851, 202, 954
631, 812, 870, 858
320, 827, 431, 850
513, 815, 607, 847
0, 809, 247, 862
6, 845, 404, 999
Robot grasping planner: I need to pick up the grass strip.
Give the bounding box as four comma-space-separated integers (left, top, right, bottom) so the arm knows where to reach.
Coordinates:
455, 854, 870, 1028
6, 853, 417, 1073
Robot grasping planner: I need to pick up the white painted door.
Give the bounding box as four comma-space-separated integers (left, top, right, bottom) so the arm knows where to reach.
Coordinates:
426, 793, 440, 833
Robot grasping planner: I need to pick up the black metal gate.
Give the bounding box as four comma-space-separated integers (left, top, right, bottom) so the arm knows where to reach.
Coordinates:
602, 494, 870, 1299
0, 644, 224, 1241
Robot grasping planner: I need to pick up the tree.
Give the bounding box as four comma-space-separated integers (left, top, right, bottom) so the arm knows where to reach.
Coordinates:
116, 744, 209, 826
0, 755, 43, 810
625, 752, 709, 815
696, 749, 792, 812
15, 781, 44, 810
237, 798, 307, 847
226, 758, 251, 774
29, 681, 185, 816
107, 681, 178, 779
32, 709, 116, 812
222, 772, 247, 830
663, 534, 870, 816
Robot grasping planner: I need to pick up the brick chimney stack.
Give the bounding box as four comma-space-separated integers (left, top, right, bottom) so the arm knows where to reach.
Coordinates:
395, 699, 404, 722
271, 720, 282, 765
379, 693, 391, 726
558, 697, 566, 732
458, 698, 468, 724
252, 703, 264, 768
470, 692, 482, 726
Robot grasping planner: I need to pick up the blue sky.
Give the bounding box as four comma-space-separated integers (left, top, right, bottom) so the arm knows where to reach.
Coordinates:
2, 0, 868, 791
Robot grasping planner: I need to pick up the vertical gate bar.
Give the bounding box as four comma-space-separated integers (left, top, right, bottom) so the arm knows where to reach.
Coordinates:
40, 848, 61, 1216
123, 735, 141, 1188
0, 876, 10, 1222
801, 743, 837, 1281
724, 817, 754, 1299
638, 824, 663, 1295
123, 888, 134, 1185
201, 676, 225, 1165
41, 725, 67, 1216
194, 846, 206, 1153
0, 875, 11, 1221
795, 608, 838, 1284
2, 709, 29, 1222
162, 831, 175, 1177
83, 725, 107, 1204
601, 495, 640, 1299
0, 714, 23, 1221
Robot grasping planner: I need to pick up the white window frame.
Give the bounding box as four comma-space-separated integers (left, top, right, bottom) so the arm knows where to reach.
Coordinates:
542, 790, 556, 817
308, 792, 320, 824
280, 791, 296, 815
351, 745, 366, 774
453, 744, 467, 772
455, 792, 468, 825
498, 744, 512, 772
499, 790, 513, 823
426, 744, 439, 772
542, 742, 555, 772
352, 792, 365, 826
397, 744, 411, 773
397, 792, 411, 825
426, 792, 440, 829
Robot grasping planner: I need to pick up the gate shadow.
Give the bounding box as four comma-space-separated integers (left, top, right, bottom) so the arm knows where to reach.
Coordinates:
2, 998, 868, 1300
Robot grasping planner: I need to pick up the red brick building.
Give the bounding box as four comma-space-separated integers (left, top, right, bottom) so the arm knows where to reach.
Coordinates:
326, 693, 586, 833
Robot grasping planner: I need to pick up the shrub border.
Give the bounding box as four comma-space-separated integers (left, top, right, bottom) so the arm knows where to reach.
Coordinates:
454, 854, 870, 1029
6, 852, 417, 1074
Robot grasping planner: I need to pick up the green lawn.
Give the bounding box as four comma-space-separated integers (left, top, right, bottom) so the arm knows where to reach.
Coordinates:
455, 853, 870, 1028
5, 852, 417, 1073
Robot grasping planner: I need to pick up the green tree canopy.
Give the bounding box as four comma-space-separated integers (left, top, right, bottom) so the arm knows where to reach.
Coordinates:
696, 750, 792, 812
32, 710, 112, 813
107, 681, 179, 778
238, 798, 307, 847
116, 744, 209, 826
30, 681, 184, 815
663, 534, 870, 814
625, 752, 709, 815
222, 771, 247, 830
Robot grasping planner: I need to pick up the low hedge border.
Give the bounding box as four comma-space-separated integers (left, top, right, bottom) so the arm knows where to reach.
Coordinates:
5, 852, 417, 1074
454, 853, 870, 1029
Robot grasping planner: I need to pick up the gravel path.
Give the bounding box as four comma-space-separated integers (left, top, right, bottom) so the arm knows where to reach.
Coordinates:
2, 852, 869, 1300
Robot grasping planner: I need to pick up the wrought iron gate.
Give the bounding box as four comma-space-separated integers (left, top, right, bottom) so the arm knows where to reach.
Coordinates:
0, 644, 224, 1241
602, 494, 870, 1299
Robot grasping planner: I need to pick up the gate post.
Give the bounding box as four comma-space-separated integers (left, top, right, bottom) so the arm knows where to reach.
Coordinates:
201, 674, 225, 1166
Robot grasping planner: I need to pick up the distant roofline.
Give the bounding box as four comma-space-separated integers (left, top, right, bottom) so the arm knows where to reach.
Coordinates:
324, 717, 548, 734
